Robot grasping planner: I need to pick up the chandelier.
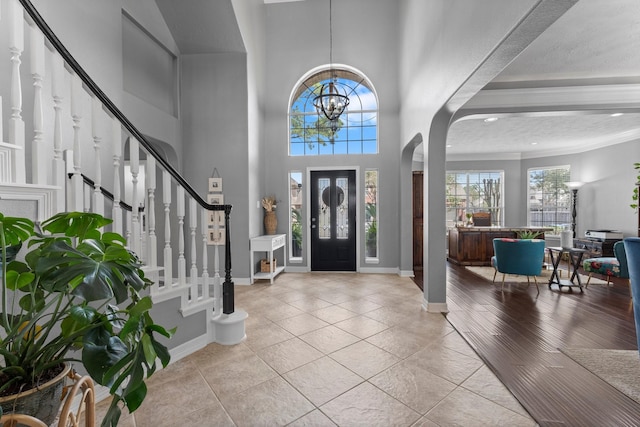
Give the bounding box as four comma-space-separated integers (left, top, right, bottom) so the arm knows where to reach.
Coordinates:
313, 0, 350, 122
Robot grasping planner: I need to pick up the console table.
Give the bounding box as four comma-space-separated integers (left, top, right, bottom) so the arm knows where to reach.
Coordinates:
573, 238, 621, 258
250, 234, 286, 284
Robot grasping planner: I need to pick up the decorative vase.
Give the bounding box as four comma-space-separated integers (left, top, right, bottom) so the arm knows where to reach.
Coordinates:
264, 211, 277, 235
623, 237, 640, 357
0, 363, 71, 425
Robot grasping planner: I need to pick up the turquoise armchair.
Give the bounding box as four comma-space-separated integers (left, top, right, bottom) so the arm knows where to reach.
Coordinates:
491, 238, 546, 294
582, 241, 629, 288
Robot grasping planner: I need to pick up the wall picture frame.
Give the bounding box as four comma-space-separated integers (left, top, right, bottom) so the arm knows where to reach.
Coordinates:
208, 177, 222, 193
207, 194, 224, 205
207, 228, 225, 245
208, 210, 225, 226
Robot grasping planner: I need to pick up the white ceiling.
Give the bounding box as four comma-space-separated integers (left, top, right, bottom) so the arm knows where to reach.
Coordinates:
444, 0, 640, 160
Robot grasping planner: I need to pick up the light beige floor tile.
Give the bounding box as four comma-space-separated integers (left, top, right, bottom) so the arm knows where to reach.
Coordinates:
314, 291, 355, 304
330, 340, 401, 379
134, 369, 217, 426
275, 312, 330, 335
256, 337, 323, 373
461, 366, 530, 417
425, 387, 537, 427
366, 326, 431, 359
320, 382, 421, 427
180, 400, 236, 427
284, 356, 364, 406
287, 296, 334, 312
310, 304, 359, 323
337, 298, 382, 314
440, 329, 481, 359
369, 360, 457, 414
260, 302, 305, 322
287, 409, 337, 426
410, 416, 440, 427
200, 353, 278, 398
221, 376, 314, 426
244, 319, 295, 351
404, 345, 484, 385
298, 325, 361, 354
188, 342, 256, 371
334, 314, 390, 339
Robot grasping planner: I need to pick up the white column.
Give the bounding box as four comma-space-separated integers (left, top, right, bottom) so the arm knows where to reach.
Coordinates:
111, 119, 123, 235
30, 25, 45, 184
129, 138, 140, 255
51, 52, 65, 209
146, 156, 157, 268
91, 98, 103, 215
70, 74, 83, 212
163, 171, 173, 285
9, 0, 25, 183
177, 186, 187, 289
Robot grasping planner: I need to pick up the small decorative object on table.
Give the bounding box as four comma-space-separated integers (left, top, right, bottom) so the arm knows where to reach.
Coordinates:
262, 195, 277, 235
465, 213, 473, 227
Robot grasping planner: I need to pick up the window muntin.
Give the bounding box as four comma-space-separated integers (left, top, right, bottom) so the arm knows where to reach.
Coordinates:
290, 73, 377, 155
446, 171, 504, 227
528, 166, 571, 229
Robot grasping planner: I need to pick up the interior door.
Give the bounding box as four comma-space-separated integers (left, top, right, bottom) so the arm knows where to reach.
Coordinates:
413, 171, 423, 273
310, 170, 356, 271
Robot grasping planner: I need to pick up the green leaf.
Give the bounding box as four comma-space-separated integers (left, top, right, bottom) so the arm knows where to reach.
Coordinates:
82, 329, 129, 385
4, 269, 35, 291
141, 334, 157, 366
147, 324, 176, 339
129, 296, 153, 317
124, 381, 147, 413
151, 337, 171, 368
18, 289, 45, 312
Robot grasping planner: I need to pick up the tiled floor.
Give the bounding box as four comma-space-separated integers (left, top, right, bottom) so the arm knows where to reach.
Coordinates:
101, 273, 536, 426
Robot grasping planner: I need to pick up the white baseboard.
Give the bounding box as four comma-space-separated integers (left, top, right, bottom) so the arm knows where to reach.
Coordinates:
421, 299, 449, 313
285, 266, 308, 273
399, 270, 415, 277
359, 267, 399, 274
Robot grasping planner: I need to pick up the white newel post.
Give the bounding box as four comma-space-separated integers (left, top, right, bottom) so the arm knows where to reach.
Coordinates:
201, 208, 210, 302
91, 98, 103, 215
146, 156, 157, 268
30, 25, 45, 184
177, 186, 187, 289
52, 52, 65, 209
9, 0, 25, 184
111, 119, 123, 235
163, 171, 173, 285
189, 199, 198, 290
129, 138, 140, 256
70, 74, 83, 212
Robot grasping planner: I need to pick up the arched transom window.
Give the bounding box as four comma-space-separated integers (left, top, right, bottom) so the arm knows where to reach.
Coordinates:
289, 69, 378, 155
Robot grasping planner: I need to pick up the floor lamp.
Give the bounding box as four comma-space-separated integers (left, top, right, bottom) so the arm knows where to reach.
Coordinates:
566, 181, 584, 238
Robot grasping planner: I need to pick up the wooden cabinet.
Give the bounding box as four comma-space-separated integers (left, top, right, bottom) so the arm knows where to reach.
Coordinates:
447, 227, 551, 266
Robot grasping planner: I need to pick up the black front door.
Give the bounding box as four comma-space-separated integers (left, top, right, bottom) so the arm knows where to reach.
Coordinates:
310, 170, 357, 271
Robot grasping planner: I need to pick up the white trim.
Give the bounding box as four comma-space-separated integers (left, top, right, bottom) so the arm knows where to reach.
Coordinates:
0, 183, 60, 221
180, 298, 215, 317
398, 270, 415, 277
421, 299, 449, 313
359, 267, 398, 274
285, 266, 308, 273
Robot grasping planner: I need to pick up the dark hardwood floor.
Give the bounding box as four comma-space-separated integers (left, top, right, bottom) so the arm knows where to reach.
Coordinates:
415, 263, 640, 427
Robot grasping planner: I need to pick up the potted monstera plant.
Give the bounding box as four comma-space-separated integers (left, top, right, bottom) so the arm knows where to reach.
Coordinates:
0, 212, 174, 427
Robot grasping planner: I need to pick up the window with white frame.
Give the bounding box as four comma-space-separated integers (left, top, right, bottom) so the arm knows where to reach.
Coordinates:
289, 69, 377, 155
446, 171, 504, 227
365, 170, 378, 260
528, 166, 571, 230
289, 171, 303, 260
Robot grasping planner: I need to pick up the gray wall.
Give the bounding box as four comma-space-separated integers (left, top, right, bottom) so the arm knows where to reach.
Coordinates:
263, 0, 401, 269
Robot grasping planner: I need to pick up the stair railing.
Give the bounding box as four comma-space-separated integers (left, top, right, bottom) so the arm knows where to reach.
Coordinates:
6, 0, 235, 315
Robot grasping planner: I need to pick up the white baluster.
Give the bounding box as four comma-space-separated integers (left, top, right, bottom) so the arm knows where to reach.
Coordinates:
9, 0, 25, 183
146, 156, 157, 268
129, 138, 140, 255
51, 52, 65, 209
30, 25, 45, 184
177, 186, 187, 290
212, 211, 220, 309
189, 198, 198, 288
111, 119, 123, 235
91, 98, 103, 215
163, 171, 173, 285
201, 208, 210, 303
70, 74, 83, 211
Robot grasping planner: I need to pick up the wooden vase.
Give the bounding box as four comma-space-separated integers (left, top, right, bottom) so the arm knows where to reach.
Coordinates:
264, 211, 277, 235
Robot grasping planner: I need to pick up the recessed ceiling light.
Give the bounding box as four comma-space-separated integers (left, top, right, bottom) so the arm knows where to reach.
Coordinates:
484, 117, 498, 123
531, 142, 538, 145
446, 144, 452, 148
610, 113, 624, 117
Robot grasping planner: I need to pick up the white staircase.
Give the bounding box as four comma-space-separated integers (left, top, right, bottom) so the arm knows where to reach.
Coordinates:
0, 0, 247, 361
